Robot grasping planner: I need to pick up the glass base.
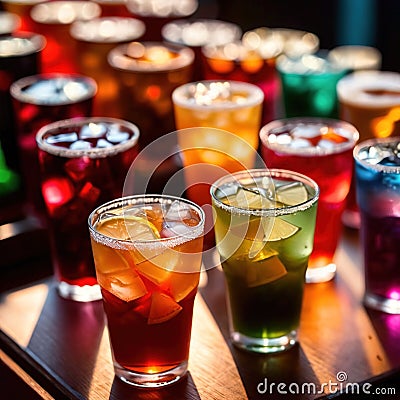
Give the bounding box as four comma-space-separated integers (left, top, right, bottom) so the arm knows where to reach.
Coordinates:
58, 281, 102, 302
230, 330, 297, 354
306, 263, 336, 283
114, 360, 188, 388
342, 209, 360, 229
364, 293, 400, 314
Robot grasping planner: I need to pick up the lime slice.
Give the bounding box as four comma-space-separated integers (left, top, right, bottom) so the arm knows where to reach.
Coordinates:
228, 187, 274, 209
148, 292, 182, 324
267, 218, 300, 241
276, 182, 308, 206
97, 215, 160, 241
246, 255, 287, 287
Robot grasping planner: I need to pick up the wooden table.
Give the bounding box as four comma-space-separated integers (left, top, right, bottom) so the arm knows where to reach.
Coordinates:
1, 225, 400, 399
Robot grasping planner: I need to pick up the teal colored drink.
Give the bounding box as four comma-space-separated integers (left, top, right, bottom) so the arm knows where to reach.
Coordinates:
211, 169, 319, 353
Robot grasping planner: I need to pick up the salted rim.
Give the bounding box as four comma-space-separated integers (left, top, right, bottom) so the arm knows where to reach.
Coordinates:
260, 117, 359, 156
337, 70, 400, 108
0, 32, 46, 57
70, 17, 146, 44
353, 137, 400, 174
161, 18, 242, 46
210, 168, 319, 217
30, 1, 101, 24
10, 73, 97, 105
36, 117, 140, 159
108, 41, 194, 73
172, 80, 264, 110
88, 195, 205, 251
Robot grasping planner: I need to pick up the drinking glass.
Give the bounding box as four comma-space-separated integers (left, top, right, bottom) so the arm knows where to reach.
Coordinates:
0, 32, 45, 180
277, 51, 347, 119
36, 117, 140, 302
211, 169, 319, 353
172, 80, 264, 151
30, 0, 102, 73
337, 70, 400, 228
162, 18, 242, 80
260, 117, 359, 283
70, 16, 145, 117
354, 137, 400, 314
10, 72, 97, 219
88, 194, 205, 386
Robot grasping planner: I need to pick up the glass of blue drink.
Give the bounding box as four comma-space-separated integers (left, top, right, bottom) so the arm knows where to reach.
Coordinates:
354, 137, 400, 314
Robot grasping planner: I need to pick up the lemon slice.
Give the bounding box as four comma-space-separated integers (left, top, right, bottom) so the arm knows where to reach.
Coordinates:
148, 292, 182, 324
267, 218, 300, 241
246, 255, 287, 287
97, 215, 161, 241
276, 182, 308, 206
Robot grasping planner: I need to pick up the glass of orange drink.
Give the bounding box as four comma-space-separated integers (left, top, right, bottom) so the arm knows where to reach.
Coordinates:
88, 194, 205, 387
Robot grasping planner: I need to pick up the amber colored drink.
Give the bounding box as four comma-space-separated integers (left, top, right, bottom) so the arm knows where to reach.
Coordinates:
88, 195, 204, 387
260, 118, 359, 283
37, 117, 139, 302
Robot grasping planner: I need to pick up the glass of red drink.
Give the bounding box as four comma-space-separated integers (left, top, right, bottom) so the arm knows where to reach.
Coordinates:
354, 137, 400, 314
88, 194, 205, 387
10, 73, 97, 219
36, 117, 140, 302
260, 117, 359, 283
30, 0, 102, 73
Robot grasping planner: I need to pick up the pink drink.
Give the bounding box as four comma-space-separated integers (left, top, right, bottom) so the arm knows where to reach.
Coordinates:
260, 118, 359, 283
10, 73, 97, 219
36, 117, 139, 301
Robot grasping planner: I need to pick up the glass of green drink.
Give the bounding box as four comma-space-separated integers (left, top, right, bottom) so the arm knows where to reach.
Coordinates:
211, 169, 319, 353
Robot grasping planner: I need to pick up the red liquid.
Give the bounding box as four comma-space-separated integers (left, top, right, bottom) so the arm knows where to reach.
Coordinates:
38, 121, 138, 286
103, 286, 196, 372
11, 75, 96, 219
261, 128, 354, 268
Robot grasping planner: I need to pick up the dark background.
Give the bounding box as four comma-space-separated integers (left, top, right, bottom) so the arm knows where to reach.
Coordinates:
196, 0, 400, 72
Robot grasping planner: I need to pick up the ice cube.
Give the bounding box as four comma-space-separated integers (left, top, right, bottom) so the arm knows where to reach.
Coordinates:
78, 182, 100, 205
290, 138, 311, 148
96, 139, 113, 148
80, 122, 107, 139
46, 132, 78, 144
164, 200, 192, 222
318, 139, 335, 149
292, 125, 321, 138
106, 124, 130, 143
69, 140, 92, 150
64, 157, 92, 181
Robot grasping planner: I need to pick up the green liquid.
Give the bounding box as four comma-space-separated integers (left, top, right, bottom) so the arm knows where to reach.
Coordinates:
213, 178, 317, 339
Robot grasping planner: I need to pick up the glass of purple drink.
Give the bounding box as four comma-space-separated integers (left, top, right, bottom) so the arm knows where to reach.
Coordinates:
354, 137, 400, 314
36, 117, 140, 302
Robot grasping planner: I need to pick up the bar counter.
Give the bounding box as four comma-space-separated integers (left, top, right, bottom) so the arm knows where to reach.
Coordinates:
1, 222, 400, 399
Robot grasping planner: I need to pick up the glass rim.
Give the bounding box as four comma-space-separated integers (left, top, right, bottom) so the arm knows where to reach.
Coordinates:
36, 116, 140, 158
0, 32, 46, 57
337, 70, 400, 107
210, 168, 319, 217
107, 41, 195, 73
172, 79, 264, 110
30, 1, 101, 24
70, 16, 146, 44
353, 137, 400, 174
10, 72, 97, 105
161, 18, 242, 46
88, 194, 206, 249
259, 117, 359, 156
